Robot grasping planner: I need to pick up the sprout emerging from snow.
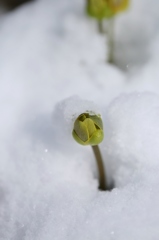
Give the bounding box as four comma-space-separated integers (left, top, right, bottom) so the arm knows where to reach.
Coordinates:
72, 113, 107, 191
72, 113, 104, 146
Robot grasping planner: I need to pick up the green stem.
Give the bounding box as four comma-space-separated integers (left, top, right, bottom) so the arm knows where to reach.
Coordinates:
98, 19, 104, 34
92, 145, 107, 191
107, 17, 115, 63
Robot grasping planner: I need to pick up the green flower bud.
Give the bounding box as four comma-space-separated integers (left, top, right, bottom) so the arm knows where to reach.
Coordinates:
86, 0, 129, 19
72, 113, 104, 146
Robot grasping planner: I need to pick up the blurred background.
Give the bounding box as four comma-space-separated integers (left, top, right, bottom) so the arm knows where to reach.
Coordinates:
0, 0, 33, 11
0, 0, 159, 131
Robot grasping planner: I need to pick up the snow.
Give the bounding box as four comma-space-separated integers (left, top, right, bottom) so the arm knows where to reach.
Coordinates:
1, 0, 159, 239
103, 92, 159, 186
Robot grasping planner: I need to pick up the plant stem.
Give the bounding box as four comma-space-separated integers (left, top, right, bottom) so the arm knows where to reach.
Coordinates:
107, 17, 115, 63
92, 145, 107, 191
98, 19, 104, 34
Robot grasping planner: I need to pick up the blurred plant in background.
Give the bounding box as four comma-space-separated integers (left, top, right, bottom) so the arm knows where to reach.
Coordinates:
86, 0, 129, 63
87, 0, 129, 18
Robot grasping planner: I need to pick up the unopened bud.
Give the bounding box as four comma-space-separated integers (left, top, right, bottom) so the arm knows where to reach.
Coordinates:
72, 113, 104, 146
86, 0, 129, 19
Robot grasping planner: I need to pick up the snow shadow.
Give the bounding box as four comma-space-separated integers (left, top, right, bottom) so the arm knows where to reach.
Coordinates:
114, 25, 151, 73
0, 185, 6, 203
22, 111, 75, 154
23, 114, 57, 149
114, 37, 150, 73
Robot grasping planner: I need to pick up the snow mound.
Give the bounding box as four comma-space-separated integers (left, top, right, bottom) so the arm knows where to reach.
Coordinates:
104, 92, 159, 186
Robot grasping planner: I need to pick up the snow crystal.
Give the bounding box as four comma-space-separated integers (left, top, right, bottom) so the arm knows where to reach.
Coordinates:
54, 96, 101, 129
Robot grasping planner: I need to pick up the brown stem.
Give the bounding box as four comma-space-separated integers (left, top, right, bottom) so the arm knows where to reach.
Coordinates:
92, 145, 107, 191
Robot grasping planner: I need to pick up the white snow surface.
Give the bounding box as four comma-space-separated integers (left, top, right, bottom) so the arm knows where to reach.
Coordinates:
1, 0, 159, 239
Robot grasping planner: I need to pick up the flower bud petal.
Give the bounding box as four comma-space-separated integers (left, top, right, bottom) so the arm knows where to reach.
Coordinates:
74, 118, 89, 142
89, 115, 103, 130
89, 129, 104, 146
72, 130, 88, 145
83, 118, 96, 138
